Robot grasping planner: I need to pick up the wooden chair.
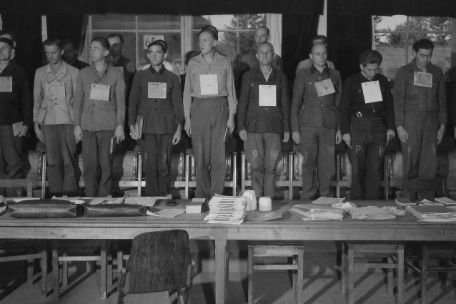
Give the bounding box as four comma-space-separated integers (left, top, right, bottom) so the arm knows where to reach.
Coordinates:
240, 151, 293, 199
341, 242, 404, 304
117, 230, 193, 304
247, 243, 304, 304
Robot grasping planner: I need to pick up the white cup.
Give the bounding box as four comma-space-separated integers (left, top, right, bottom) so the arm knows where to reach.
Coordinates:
258, 196, 272, 212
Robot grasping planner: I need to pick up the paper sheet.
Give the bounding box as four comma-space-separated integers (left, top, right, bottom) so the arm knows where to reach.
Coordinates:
259, 85, 276, 106
361, 80, 383, 103
47, 82, 66, 99
147, 82, 167, 99
200, 74, 218, 95
413, 71, 433, 88
90, 83, 110, 101
314, 79, 335, 97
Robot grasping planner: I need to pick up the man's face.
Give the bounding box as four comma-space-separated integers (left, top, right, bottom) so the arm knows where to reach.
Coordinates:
198, 32, 217, 55
360, 63, 379, 80
90, 41, 108, 63
256, 44, 273, 66
45, 45, 63, 65
415, 48, 433, 70
254, 28, 269, 45
0, 42, 12, 61
309, 44, 328, 67
147, 45, 166, 66
62, 43, 77, 63
107, 36, 122, 57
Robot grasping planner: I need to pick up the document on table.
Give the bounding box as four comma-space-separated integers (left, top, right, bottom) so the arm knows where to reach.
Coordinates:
361, 80, 382, 103
413, 71, 433, 88
90, 84, 110, 101
0, 76, 12, 92
311, 197, 345, 205
46, 82, 66, 99
314, 79, 335, 97
259, 85, 276, 106
147, 82, 167, 99
200, 74, 219, 95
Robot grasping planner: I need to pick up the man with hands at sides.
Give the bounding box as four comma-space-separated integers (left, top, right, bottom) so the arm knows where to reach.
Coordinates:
237, 42, 290, 197
129, 40, 183, 196
291, 43, 342, 199
73, 37, 126, 197
393, 39, 446, 199
339, 50, 395, 199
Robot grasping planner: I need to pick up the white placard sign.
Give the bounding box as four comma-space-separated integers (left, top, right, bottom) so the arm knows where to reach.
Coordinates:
259, 85, 277, 106
361, 80, 383, 103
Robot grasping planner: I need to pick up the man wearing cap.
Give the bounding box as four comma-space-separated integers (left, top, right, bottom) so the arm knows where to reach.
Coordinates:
0, 37, 32, 179
183, 25, 237, 199
393, 39, 446, 199
129, 40, 184, 196
33, 38, 79, 195
291, 42, 342, 199
340, 50, 395, 199
237, 42, 290, 197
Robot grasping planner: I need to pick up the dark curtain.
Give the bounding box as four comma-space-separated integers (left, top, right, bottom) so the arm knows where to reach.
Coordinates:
327, 14, 372, 80
2, 13, 42, 86
281, 14, 320, 83
46, 14, 86, 51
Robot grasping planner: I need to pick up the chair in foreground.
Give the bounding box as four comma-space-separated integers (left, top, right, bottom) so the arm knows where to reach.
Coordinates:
117, 230, 193, 304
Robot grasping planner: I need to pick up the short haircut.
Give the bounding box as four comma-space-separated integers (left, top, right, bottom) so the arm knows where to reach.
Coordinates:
0, 37, 14, 49
413, 38, 434, 52
199, 25, 218, 40
310, 42, 327, 53
107, 33, 124, 44
43, 38, 63, 50
312, 35, 328, 45
359, 49, 383, 66
0, 30, 16, 42
256, 25, 270, 36
91, 36, 111, 50
185, 50, 200, 65
256, 42, 274, 53
148, 39, 168, 53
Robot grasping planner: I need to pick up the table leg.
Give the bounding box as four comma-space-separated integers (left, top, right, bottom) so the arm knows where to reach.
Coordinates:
215, 229, 228, 304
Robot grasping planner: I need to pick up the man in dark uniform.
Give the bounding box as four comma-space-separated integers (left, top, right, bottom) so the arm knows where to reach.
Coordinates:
0, 37, 32, 179
237, 42, 290, 197
340, 50, 395, 199
129, 40, 184, 196
393, 39, 446, 199
62, 39, 89, 70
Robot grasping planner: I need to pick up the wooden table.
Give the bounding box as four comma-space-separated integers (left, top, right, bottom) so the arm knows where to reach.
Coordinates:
1, 206, 456, 304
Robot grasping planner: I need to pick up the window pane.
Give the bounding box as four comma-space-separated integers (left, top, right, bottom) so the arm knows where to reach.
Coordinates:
138, 33, 182, 71
138, 15, 181, 30
92, 14, 136, 30
194, 15, 236, 30
374, 15, 407, 32
91, 31, 137, 69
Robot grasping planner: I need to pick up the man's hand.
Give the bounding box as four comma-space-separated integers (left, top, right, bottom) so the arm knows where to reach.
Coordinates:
386, 129, 395, 144
172, 125, 182, 145
292, 131, 301, 144
437, 124, 445, 144
239, 130, 247, 141
17, 125, 28, 137
335, 129, 342, 144
34, 123, 44, 143
74, 125, 82, 143
115, 124, 125, 143
342, 133, 351, 148
226, 115, 235, 134
396, 126, 408, 144
129, 124, 138, 140
283, 132, 290, 143
184, 118, 191, 137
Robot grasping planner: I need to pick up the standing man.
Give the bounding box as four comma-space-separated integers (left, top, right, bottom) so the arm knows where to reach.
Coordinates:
73, 37, 126, 197
62, 39, 89, 70
129, 40, 184, 196
33, 38, 79, 195
291, 43, 342, 199
183, 25, 237, 199
237, 42, 290, 197
340, 50, 395, 199
296, 36, 335, 74
393, 38, 446, 199
0, 37, 31, 179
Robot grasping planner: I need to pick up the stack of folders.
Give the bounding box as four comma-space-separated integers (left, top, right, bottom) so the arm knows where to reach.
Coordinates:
289, 204, 344, 221
406, 205, 456, 223
204, 195, 246, 224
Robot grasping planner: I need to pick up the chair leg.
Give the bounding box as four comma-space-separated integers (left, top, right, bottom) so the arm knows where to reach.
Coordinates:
62, 252, 68, 289
177, 288, 186, 304
101, 240, 108, 299
52, 241, 60, 299
341, 242, 347, 300
41, 243, 48, 295
421, 246, 428, 304
27, 257, 33, 285
292, 257, 297, 303
387, 256, 394, 294
297, 249, 304, 304
247, 246, 254, 304
347, 247, 355, 304
397, 246, 404, 304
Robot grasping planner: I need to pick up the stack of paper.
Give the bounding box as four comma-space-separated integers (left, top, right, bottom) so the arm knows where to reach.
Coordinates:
204, 196, 246, 224
347, 206, 397, 220
435, 197, 456, 206
289, 204, 344, 221
406, 205, 456, 223
311, 197, 345, 205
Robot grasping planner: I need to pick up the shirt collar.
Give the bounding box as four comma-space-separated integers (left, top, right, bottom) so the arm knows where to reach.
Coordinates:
254, 67, 276, 82
149, 64, 165, 75
45, 61, 67, 77
194, 51, 223, 64
310, 64, 330, 76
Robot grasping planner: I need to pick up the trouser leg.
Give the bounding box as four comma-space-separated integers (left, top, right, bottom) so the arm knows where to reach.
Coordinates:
157, 134, 172, 196
299, 127, 319, 199
97, 131, 114, 197
42, 125, 64, 194
144, 134, 159, 196
263, 133, 281, 197
82, 130, 99, 196
245, 133, 265, 197
348, 132, 367, 200
364, 127, 386, 199
317, 128, 336, 197
209, 101, 228, 197
60, 125, 78, 193
417, 113, 438, 178
1, 125, 25, 178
